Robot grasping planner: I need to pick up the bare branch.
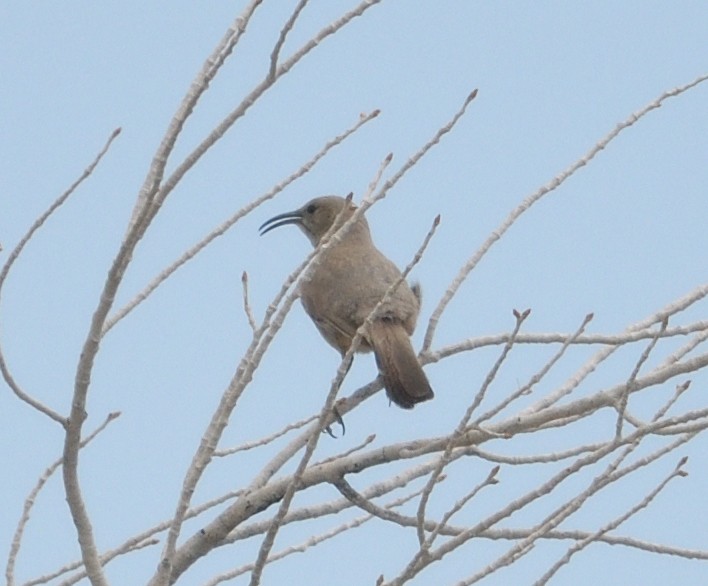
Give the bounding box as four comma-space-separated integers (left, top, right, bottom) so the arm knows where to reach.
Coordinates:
428, 319, 708, 363
423, 75, 708, 351
268, 0, 310, 80
0, 128, 120, 426
525, 282, 708, 415
368, 89, 478, 215
333, 476, 443, 526
425, 466, 500, 548
658, 319, 708, 368
315, 434, 377, 466
6, 413, 119, 586
533, 458, 689, 585
416, 309, 529, 546
454, 435, 696, 586
475, 312, 595, 425
215, 415, 318, 457
615, 318, 668, 439
207, 480, 438, 586
127, 1, 264, 231
28, 489, 244, 586
241, 271, 258, 333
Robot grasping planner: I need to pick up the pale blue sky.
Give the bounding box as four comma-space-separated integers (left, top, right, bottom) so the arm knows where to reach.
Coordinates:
2, 2, 708, 585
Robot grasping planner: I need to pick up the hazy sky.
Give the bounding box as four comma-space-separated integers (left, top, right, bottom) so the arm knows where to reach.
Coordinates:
2, 2, 708, 585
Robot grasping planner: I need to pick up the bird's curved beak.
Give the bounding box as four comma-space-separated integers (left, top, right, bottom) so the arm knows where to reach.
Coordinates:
259, 209, 302, 236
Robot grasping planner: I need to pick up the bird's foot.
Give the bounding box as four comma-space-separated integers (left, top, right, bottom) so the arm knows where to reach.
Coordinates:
323, 401, 346, 437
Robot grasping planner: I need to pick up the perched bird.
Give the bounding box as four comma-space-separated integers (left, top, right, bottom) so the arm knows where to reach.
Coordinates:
260, 195, 434, 408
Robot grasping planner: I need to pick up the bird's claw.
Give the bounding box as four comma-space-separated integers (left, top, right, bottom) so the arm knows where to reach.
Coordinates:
323, 403, 346, 437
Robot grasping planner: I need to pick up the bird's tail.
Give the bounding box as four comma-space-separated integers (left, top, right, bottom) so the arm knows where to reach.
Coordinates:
368, 320, 434, 409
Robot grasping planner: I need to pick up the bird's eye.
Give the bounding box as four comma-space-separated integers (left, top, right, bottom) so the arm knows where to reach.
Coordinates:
306, 204, 317, 214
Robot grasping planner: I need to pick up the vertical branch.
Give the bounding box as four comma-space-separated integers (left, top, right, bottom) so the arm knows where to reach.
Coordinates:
61, 8, 269, 585
4, 128, 120, 586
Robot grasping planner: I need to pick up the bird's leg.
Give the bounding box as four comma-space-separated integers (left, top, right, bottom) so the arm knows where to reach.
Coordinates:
323, 354, 354, 437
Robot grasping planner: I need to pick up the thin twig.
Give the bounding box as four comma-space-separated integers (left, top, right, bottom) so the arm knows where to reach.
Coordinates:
221, 454, 462, 547
315, 434, 376, 466
31, 490, 244, 586
416, 309, 529, 546
533, 458, 688, 585
268, 0, 310, 80
333, 477, 443, 526
6, 413, 120, 586
135, 0, 386, 272
424, 466, 500, 549
368, 89, 478, 217
423, 74, 708, 351
0, 128, 120, 426
384, 416, 701, 585
454, 434, 695, 586
525, 282, 708, 415
475, 313, 594, 425
615, 318, 668, 439
651, 380, 691, 423
658, 319, 708, 368
241, 271, 257, 333
215, 415, 318, 457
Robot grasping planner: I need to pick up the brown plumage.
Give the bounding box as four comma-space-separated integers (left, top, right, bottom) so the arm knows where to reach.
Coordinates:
260, 195, 434, 408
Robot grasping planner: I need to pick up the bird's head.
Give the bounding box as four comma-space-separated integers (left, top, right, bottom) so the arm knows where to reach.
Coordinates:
259, 194, 357, 246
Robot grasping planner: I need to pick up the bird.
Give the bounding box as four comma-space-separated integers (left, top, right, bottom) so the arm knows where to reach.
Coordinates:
259, 195, 434, 408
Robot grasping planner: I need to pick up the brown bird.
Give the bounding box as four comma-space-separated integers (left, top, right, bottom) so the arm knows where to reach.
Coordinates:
260, 195, 434, 408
